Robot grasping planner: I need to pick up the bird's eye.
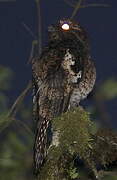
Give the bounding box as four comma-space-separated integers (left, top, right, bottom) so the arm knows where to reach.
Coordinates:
61, 23, 70, 31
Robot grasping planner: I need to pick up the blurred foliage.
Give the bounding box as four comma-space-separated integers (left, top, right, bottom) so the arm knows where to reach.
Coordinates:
0, 65, 13, 91
95, 78, 117, 101
92, 129, 117, 167
0, 65, 34, 180
0, 66, 13, 132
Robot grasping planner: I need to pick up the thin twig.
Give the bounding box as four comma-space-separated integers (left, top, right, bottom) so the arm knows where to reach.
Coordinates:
27, 42, 34, 65
65, 0, 110, 19
36, 0, 42, 55
97, 135, 117, 148
70, 0, 83, 19
8, 81, 32, 118
12, 117, 33, 136
80, 4, 111, 8
64, 0, 110, 8
64, 0, 75, 7
27, 40, 38, 65
98, 170, 117, 178
22, 22, 37, 39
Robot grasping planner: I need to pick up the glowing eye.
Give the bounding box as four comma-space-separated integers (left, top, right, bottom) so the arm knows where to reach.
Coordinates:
61, 23, 70, 31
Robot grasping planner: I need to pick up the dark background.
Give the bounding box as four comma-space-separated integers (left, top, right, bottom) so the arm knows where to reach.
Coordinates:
0, 0, 117, 127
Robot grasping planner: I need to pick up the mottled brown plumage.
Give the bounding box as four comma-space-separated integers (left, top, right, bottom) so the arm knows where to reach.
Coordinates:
32, 19, 96, 175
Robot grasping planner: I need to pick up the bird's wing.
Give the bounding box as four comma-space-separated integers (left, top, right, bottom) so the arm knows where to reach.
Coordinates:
69, 58, 96, 107
32, 60, 42, 128
78, 58, 96, 100
32, 57, 71, 120
32, 58, 72, 175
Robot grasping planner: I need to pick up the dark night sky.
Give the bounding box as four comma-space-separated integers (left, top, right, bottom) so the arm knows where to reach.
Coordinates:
0, 0, 117, 127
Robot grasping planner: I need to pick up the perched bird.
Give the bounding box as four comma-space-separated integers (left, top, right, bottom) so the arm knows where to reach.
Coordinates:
32, 19, 96, 175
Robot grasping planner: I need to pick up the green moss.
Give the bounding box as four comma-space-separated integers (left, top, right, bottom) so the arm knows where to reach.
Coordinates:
38, 107, 93, 180
53, 107, 93, 158
38, 108, 117, 180
38, 146, 79, 180
38, 146, 63, 180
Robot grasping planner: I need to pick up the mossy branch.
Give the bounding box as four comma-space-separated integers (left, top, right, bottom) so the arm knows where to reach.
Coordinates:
38, 107, 93, 180
37, 107, 117, 180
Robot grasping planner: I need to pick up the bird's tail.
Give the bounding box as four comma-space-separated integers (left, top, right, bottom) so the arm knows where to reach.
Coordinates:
33, 117, 50, 175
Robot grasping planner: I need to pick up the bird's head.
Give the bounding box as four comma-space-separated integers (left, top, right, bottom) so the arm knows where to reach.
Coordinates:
48, 19, 89, 49
48, 19, 90, 83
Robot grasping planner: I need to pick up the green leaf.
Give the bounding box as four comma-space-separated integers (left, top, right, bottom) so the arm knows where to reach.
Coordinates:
69, 167, 79, 179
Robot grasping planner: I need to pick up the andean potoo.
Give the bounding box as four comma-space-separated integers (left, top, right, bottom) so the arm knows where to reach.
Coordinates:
32, 19, 96, 175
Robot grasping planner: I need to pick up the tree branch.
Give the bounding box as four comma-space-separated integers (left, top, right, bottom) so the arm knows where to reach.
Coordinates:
8, 81, 32, 118
65, 0, 110, 8
27, 40, 38, 65
22, 22, 37, 39
64, 0, 110, 19
36, 0, 42, 55
70, 0, 83, 19
98, 170, 117, 178
13, 117, 33, 136
80, 4, 110, 9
